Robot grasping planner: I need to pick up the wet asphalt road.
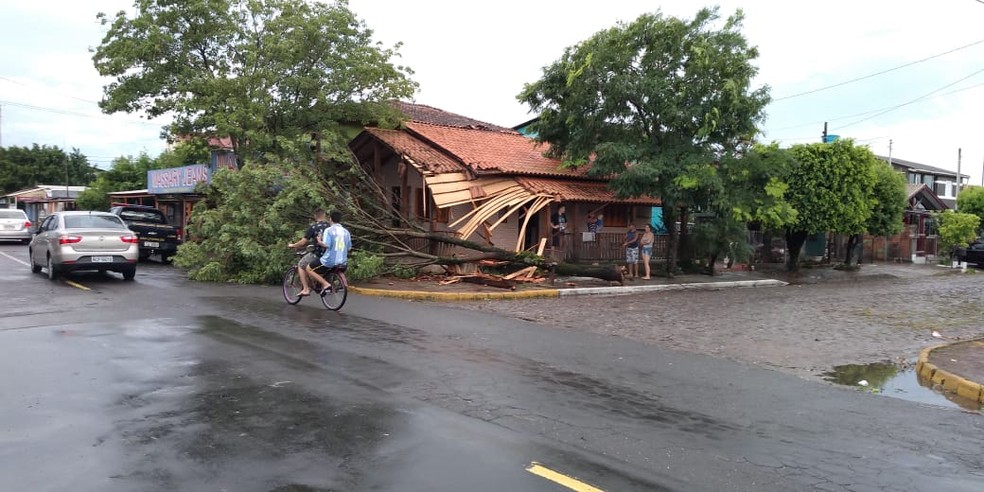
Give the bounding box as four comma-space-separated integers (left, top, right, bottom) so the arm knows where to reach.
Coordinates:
0, 243, 981, 491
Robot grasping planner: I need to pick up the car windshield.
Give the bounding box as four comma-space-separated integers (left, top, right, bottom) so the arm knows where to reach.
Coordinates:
119, 210, 165, 223
64, 215, 127, 230
0, 210, 26, 219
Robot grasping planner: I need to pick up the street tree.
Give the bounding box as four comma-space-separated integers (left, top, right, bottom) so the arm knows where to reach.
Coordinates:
93, 0, 417, 167
687, 143, 797, 273
783, 140, 877, 272
518, 7, 770, 276
936, 211, 981, 257
848, 162, 907, 266
0, 145, 96, 194
955, 185, 984, 234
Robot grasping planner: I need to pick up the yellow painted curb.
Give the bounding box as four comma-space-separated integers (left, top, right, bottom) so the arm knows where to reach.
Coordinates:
916, 344, 984, 405
349, 286, 560, 301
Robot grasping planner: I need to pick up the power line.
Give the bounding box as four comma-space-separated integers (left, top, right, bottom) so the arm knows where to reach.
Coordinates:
766, 79, 984, 133
838, 67, 984, 129
0, 76, 102, 105
772, 37, 984, 101
0, 99, 163, 127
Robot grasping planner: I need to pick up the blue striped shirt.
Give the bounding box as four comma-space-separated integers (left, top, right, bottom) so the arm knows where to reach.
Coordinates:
320, 223, 351, 268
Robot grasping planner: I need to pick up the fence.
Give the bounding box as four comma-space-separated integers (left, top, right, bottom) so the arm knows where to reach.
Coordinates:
561, 232, 668, 262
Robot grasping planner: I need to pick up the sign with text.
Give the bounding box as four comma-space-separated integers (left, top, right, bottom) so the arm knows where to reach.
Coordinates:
147, 164, 210, 194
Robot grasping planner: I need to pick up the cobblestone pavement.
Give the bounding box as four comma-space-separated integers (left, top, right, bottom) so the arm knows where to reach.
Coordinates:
452, 272, 984, 380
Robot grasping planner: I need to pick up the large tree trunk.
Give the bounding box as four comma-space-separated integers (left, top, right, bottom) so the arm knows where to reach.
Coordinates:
553, 263, 624, 283
662, 204, 679, 278
784, 230, 809, 272
845, 233, 862, 266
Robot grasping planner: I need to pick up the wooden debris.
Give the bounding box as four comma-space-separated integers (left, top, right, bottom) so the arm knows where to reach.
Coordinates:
503, 266, 537, 280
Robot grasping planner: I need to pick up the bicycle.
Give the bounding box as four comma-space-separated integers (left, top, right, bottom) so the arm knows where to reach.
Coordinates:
282, 250, 348, 311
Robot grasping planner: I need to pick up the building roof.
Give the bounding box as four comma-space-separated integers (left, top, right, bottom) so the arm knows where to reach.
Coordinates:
393, 101, 517, 133
516, 177, 660, 205
906, 183, 949, 211
878, 155, 968, 179
361, 128, 467, 175
405, 121, 595, 178
4, 185, 87, 200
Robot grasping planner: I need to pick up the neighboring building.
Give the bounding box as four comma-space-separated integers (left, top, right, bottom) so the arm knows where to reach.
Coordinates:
350, 103, 661, 263
2, 185, 87, 223
877, 155, 968, 209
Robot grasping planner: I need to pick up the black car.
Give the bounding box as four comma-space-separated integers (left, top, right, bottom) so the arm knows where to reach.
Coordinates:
108, 205, 180, 262
954, 240, 984, 266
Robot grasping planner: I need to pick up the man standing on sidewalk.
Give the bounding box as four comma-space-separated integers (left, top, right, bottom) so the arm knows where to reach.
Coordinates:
622, 223, 640, 278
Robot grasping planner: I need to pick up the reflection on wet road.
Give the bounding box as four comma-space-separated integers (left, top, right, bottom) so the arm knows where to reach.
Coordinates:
0, 317, 659, 492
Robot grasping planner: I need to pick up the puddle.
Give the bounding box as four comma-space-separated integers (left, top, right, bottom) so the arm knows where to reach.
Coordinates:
823, 362, 982, 413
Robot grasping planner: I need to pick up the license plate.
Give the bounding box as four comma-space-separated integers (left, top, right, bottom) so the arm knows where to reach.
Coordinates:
92, 256, 113, 263
144, 241, 160, 248
2, 224, 13, 230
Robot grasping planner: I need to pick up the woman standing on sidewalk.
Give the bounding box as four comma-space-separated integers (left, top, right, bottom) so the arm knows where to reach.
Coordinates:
640, 224, 655, 280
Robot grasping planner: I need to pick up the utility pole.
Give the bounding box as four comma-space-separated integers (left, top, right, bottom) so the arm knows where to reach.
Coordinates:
888, 139, 893, 167
956, 148, 962, 209
822, 122, 828, 143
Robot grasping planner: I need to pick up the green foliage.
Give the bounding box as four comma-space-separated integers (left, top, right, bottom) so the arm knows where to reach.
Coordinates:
345, 250, 385, 282
392, 264, 417, 279
519, 6, 770, 205
692, 217, 752, 266
93, 0, 417, 168
173, 161, 328, 284
785, 139, 878, 235
866, 163, 907, 237
956, 186, 984, 233
935, 211, 981, 253
0, 145, 97, 194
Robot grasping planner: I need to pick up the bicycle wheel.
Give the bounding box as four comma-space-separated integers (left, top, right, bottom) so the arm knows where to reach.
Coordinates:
282, 267, 303, 305
320, 271, 347, 311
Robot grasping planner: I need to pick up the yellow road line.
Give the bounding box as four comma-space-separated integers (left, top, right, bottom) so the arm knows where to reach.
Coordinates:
64, 280, 91, 291
526, 462, 604, 492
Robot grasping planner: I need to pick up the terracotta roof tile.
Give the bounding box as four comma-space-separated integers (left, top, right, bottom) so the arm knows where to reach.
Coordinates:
364, 128, 466, 175
516, 177, 661, 205
393, 101, 517, 133
406, 122, 595, 178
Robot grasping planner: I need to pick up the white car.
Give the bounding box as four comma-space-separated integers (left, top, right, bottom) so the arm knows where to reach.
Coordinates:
28, 211, 139, 280
0, 209, 32, 243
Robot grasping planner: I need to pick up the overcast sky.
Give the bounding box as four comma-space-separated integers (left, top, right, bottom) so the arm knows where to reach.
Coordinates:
2, 0, 984, 184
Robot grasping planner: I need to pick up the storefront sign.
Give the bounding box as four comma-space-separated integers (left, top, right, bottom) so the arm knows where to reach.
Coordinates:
148, 164, 210, 194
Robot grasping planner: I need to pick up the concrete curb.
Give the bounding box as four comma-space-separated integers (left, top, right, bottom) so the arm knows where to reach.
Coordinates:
350, 279, 787, 301
349, 286, 560, 301
558, 279, 788, 297
916, 343, 984, 405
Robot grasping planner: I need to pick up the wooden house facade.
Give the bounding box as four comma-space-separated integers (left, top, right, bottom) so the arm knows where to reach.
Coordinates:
349, 103, 661, 263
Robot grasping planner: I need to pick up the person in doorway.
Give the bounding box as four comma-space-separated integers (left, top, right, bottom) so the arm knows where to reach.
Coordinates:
622, 223, 640, 278
288, 208, 329, 297
639, 223, 655, 280
307, 210, 352, 293
550, 205, 567, 247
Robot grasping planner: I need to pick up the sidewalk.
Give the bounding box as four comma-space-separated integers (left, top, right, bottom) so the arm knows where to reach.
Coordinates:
917, 340, 984, 407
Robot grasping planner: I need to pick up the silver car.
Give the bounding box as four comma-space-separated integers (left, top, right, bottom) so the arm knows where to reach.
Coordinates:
28, 211, 139, 281
0, 209, 32, 243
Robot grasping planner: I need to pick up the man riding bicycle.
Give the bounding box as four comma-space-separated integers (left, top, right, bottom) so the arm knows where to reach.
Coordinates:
288, 208, 329, 297
306, 210, 351, 294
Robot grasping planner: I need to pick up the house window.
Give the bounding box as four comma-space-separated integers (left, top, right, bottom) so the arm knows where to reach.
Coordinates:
921, 174, 934, 186
934, 182, 947, 196
391, 186, 401, 227
414, 187, 449, 223
908, 172, 918, 184
604, 205, 631, 228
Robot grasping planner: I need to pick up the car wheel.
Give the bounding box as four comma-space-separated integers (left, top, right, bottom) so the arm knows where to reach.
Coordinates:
29, 249, 41, 273
21, 238, 30, 245
46, 255, 58, 281
161, 254, 173, 265
122, 266, 136, 281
